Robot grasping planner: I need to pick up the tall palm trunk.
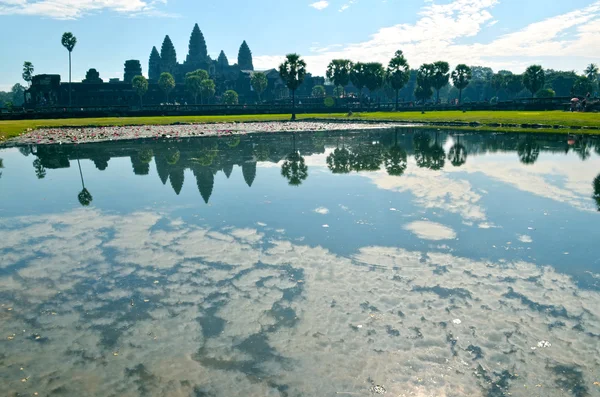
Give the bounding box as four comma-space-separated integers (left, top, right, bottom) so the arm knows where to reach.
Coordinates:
68, 51, 72, 107
459, 89, 462, 104
78, 158, 85, 189
291, 89, 296, 121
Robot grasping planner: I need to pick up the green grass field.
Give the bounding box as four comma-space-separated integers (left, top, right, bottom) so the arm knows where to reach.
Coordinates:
1, 111, 599, 141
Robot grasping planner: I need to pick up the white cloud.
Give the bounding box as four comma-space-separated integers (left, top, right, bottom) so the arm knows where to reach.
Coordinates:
309, 0, 329, 10
404, 220, 457, 240
0, 0, 174, 19
339, 0, 356, 12
255, 0, 600, 75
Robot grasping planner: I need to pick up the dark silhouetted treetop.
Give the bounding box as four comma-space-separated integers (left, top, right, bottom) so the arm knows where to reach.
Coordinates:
238, 40, 254, 71
432, 61, 450, 102
223, 89, 239, 105
158, 72, 176, 102
124, 60, 142, 84
22, 62, 34, 87
523, 65, 545, 96
61, 32, 77, 52
149, 46, 161, 82
279, 54, 307, 92
160, 35, 177, 73
451, 64, 472, 103
217, 51, 229, 68
572, 76, 594, 96
187, 24, 208, 65
251, 72, 268, 101
83, 68, 103, 84
132, 75, 149, 106
312, 85, 326, 97
363, 62, 385, 93
326, 59, 354, 90
186, 69, 209, 81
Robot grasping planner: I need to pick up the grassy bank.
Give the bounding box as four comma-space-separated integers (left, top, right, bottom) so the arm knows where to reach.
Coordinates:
1, 111, 599, 141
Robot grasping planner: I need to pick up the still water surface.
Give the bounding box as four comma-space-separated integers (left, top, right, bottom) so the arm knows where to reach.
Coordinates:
1, 128, 600, 396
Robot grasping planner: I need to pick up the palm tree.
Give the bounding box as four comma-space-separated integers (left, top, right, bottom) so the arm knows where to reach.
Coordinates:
523, 65, 545, 97
517, 136, 540, 165
61, 32, 77, 107
22, 62, 34, 87
584, 64, 598, 81
386, 51, 410, 110
278, 54, 307, 121
451, 64, 472, 104
326, 59, 354, 97
77, 158, 93, 206
132, 75, 148, 107
432, 61, 450, 104
326, 147, 352, 174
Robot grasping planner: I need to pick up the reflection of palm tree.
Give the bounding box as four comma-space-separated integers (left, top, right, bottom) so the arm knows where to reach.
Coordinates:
281, 134, 308, 186
0, 158, 3, 179
281, 152, 308, 186
384, 145, 407, 176
413, 133, 432, 169
77, 159, 93, 206
593, 174, 600, 211
449, 136, 468, 167
517, 136, 540, 165
429, 133, 446, 171
33, 158, 46, 179
572, 137, 592, 161
350, 144, 384, 171
326, 147, 352, 174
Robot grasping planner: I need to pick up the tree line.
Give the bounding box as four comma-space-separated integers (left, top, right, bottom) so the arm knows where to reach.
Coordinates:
4, 31, 598, 110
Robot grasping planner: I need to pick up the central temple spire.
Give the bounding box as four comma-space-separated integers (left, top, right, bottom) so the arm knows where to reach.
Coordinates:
186, 23, 208, 65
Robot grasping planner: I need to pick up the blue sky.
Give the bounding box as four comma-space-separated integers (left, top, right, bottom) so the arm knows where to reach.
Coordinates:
1, 0, 600, 91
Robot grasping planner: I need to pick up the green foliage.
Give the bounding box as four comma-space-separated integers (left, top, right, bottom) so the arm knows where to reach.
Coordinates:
333, 86, 344, 97
584, 64, 598, 81
415, 64, 435, 102
238, 40, 254, 70
324, 96, 335, 107
160, 35, 177, 73
201, 79, 216, 102
222, 90, 239, 105
536, 88, 555, 98
187, 23, 208, 64
326, 59, 353, 92
384, 145, 408, 176
572, 76, 594, 96
350, 62, 368, 95
505, 74, 524, 98
11, 84, 25, 106
593, 173, 600, 211
158, 72, 175, 102
523, 65, 545, 96
22, 62, 34, 87
386, 50, 410, 92
78, 188, 93, 206
363, 63, 385, 93
281, 152, 308, 186
312, 85, 326, 98
61, 32, 77, 52
185, 75, 203, 104
132, 75, 149, 106
250, 72, 268, 101
279, 54, 307, 92
432, 61, 450, 100
545, 70, 578, 97
451, 64, 472, 103
186, 69, 209, 81
138, 149, 154, 164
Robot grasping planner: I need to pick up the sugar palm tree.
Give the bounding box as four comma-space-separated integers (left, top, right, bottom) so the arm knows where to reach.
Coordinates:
451, 64, 472, 104
386, 51, 410, 110
278, 54, 307, 121
584, 64, 598, 81
61, 32, 77, 107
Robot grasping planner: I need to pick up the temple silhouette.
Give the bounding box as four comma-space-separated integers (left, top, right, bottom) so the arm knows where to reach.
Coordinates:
24, 24, 324, 108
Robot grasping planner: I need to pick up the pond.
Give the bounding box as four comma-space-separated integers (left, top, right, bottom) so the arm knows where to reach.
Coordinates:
1, 128, 600, 397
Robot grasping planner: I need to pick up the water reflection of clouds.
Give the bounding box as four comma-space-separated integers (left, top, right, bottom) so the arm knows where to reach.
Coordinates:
1, 208, 600, 396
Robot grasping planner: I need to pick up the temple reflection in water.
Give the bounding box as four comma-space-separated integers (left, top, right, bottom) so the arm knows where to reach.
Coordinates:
18, 128, 600, 207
